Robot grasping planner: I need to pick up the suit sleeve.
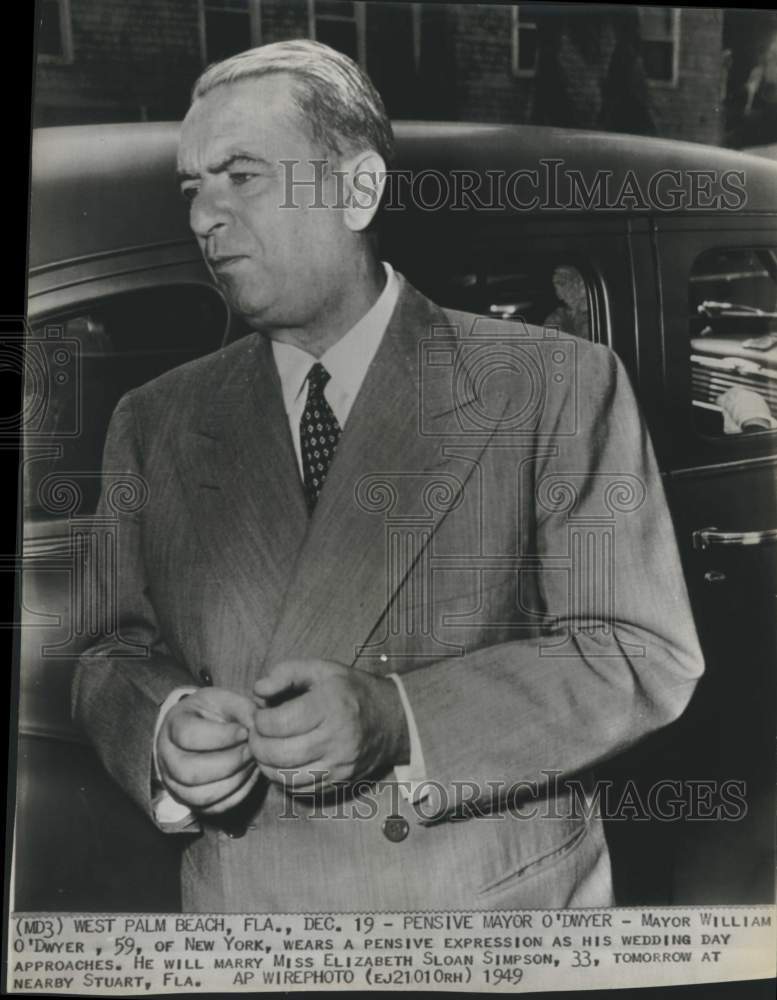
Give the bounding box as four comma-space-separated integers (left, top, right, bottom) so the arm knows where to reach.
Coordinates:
71, 392, 202, 833
397, 343, 704, 812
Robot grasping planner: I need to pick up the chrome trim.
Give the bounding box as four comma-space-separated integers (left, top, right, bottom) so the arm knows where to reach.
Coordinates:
692, 525, 777, 549
18, 723, 87, 745
668, 453, 777, 478
28, 238, 196, 277
28, 254, 206, 301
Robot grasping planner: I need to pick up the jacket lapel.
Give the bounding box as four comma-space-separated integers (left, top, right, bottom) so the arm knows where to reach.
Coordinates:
173, 334, 308, 658
264, 277, 505, 672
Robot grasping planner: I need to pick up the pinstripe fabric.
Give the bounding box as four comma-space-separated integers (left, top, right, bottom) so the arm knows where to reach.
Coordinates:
73, 275, 704, 912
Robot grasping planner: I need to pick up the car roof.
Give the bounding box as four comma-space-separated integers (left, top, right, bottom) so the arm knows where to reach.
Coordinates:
29, 121, 777, 271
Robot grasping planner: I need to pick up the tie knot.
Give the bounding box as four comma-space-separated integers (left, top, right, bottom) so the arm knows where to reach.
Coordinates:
306, 362, 331, 395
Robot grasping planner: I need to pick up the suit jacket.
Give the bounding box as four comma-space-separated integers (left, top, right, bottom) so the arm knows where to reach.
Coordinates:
72, 275, 704, 912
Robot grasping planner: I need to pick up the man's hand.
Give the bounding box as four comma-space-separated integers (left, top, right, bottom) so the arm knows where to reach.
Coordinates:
157, 687, 260, 814
250, 660, 410, 792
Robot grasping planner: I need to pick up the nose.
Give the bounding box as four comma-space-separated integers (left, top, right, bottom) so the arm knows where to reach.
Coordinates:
188, 180, 232, 241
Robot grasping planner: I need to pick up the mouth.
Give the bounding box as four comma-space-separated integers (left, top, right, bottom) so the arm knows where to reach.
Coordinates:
208, 255, 248, 271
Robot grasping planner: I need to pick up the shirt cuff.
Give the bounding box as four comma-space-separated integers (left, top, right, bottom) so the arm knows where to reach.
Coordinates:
152, 686, 198, 825
388, 673, 429, 803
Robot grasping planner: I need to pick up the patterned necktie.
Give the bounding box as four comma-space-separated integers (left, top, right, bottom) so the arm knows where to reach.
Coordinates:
300, 362, 342, 513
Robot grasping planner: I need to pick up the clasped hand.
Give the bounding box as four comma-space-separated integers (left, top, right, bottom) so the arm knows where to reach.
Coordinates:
156, 660, 409, 814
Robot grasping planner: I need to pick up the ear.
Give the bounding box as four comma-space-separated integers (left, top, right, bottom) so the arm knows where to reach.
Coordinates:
338, 150, 387, 232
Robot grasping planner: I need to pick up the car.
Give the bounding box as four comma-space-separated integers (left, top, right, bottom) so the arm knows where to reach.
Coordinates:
744, 143, 777, 161
16, 121, 777, 911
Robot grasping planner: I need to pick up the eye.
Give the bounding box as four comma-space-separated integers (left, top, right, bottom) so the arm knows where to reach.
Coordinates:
180, 184, 199, 203
229, 171, 260, 187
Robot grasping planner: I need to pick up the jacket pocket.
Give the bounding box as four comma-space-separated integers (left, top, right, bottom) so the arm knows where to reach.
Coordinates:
476, 820, 589, 899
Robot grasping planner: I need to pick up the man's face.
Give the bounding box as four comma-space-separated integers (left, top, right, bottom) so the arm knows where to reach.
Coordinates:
177, 75, 351, 330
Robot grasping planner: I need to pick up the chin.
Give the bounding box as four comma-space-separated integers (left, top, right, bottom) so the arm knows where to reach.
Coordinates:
224, 283, 275, 319
236, 298, 295, 332
228, 278, 313, 331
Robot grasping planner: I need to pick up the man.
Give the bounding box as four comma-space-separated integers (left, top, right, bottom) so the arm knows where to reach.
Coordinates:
73, 40, 704, 912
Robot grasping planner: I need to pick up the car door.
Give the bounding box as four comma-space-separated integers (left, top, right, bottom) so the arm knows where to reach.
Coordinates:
651, 215, 777, 903
16, 255, 229, 911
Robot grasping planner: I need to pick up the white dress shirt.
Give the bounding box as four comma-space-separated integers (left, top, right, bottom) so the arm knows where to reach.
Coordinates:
272, 262, 400, 471
153, 263, 427, 824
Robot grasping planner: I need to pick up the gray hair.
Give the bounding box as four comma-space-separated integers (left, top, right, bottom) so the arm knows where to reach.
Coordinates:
191, 39, 394, 165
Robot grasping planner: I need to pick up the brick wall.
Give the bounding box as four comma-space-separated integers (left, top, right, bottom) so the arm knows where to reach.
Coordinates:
447, 3, 522, 123
436, 5, 723, 142
34, 1, 724, 144
35, 0, 201, 124
259, 0, 308, 43
647, 8, 724, 144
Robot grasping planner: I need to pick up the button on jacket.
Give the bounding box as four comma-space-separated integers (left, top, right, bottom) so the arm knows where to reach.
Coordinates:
72, 275, 704, 912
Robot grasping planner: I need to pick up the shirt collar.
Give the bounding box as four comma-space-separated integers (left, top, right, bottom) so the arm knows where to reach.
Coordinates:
272, 262, 399, 417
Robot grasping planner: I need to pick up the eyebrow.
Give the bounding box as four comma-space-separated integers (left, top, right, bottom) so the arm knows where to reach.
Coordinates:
176, 152, 272, 182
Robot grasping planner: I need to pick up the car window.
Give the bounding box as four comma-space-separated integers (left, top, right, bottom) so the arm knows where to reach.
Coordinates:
689, 248, 777, 438
427, 260, 593, 340
24, 284, 229, 520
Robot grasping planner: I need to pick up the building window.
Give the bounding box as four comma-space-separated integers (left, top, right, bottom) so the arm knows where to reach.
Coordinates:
309, 1, 366, 67
38, 0, 73, 63
363, 3, 424, 118
411, 3, 422, 75
200, 0, 262, 66
638, 7, 680, 86
511, 6, 538, 78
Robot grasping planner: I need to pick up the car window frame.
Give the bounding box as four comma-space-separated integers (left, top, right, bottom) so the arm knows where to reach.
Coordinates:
651, 215, 777, 474
24, 259, 231, 531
